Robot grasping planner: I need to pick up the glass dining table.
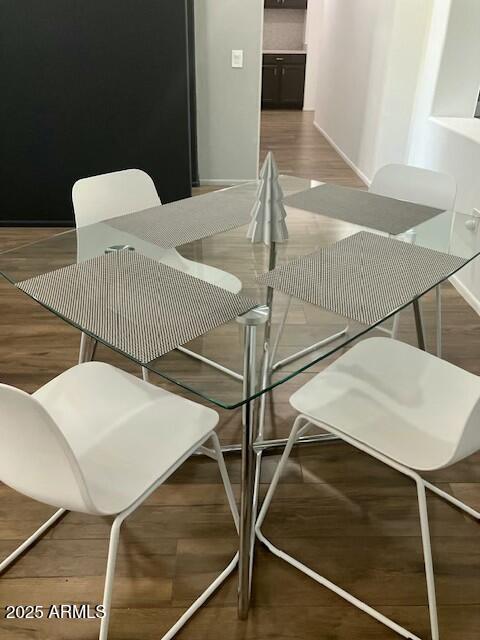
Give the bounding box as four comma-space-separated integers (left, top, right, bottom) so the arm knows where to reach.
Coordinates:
1, 175, 479, 620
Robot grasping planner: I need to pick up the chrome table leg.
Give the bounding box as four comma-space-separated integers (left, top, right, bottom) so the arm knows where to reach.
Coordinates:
236, 306, 268, 619
258, 239, 277, 439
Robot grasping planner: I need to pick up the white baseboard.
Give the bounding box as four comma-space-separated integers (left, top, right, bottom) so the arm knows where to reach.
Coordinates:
199, 178, 254, 186
313, 121, 371, 186
450, 274, 480, 315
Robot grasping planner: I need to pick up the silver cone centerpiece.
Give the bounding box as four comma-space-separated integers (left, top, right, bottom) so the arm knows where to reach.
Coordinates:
247, 151, 289, 246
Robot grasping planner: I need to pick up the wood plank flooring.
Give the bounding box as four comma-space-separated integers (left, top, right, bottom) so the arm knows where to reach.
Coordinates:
0, 111, 478, 639
260, 110, 365, 186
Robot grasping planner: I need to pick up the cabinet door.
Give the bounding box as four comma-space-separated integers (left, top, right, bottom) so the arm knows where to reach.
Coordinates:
279, 64, 305, 107
262, 64, 280, 108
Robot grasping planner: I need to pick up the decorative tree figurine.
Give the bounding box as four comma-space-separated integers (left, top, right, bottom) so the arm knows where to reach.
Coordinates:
247, 151, 289, 246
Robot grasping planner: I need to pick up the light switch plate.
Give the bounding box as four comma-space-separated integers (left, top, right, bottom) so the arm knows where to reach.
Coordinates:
232, 49, 244, 68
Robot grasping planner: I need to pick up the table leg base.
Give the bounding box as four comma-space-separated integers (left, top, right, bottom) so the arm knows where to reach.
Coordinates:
271, 327, 348, 372
219, 432, 340, 455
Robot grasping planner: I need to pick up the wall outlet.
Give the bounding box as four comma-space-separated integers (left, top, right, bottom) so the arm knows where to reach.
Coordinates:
231, 50, 244, 68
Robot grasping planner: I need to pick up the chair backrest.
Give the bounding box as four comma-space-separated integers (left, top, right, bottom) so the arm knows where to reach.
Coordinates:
72, 169, 161, 228
405, 347, 480, 468
0, 384, 97, 514
369, 164, 457, 211
451, 397, 480, 466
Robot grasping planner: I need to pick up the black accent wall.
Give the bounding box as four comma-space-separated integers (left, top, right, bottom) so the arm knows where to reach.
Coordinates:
0, 1, 194, 225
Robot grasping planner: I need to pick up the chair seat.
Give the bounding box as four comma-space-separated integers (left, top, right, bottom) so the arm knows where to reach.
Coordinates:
290, 337, 480, 471
77, 224, 243, 294
34, 362, 218, 514
183, 258, 242, 293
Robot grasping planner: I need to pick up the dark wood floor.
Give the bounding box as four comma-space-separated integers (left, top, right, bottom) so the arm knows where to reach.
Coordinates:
260, 110, 365, 186
0, 111, 479, 639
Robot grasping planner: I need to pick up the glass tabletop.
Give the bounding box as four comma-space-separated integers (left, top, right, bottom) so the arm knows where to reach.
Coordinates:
1, 175, 479, 409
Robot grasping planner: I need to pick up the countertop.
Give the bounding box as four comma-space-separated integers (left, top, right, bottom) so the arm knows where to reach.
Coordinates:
263, 49, 306, 54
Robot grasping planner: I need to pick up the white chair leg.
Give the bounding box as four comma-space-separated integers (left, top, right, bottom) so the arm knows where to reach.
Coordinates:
270, 297, 349, 371
209, 432, 239, 531
79, 333, 97, 364
160, 553, 238, 640
161, 432, 240, 640
416, 479, 439, 640
423, 480, 480, 520
391, 311, 401, 340
256, 415, 308, 530
99, 515, 125, 640
377, 312, 400, 339
98, 432, 239, 640
0, 508, 67, 574
176, 346, 243, 382
255, 416, 441, 640
81, 335, 150, 383
269, 296, 292, 368
79, 332, 88, 364
435, 286, 442, 358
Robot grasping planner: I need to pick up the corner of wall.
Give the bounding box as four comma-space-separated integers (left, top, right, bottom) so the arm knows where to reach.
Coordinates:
313, 120, 370, 186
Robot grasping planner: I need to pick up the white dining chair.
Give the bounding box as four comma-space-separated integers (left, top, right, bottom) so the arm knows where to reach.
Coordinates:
370, 164, 457, 357
0, 361, 239, 640
256, 337, 480, 640
72, 169, 243, 380
269, 165, 456, 374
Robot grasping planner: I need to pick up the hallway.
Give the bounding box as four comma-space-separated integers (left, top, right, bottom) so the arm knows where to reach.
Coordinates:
260, 110, 364, 186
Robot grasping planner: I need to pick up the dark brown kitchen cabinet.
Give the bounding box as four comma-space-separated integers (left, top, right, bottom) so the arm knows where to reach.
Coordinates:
279, 64, 306, 106
265, 0, 307, 8
262, 54, 306, 109
262, 64, 280, 107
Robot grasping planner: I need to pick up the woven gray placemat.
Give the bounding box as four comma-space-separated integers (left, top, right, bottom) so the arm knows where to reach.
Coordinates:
257, 231, 466, 325
103, 177, 319, 249
18, 251, 257, 363
283, 183, 444, 235
105, 183, 258, 248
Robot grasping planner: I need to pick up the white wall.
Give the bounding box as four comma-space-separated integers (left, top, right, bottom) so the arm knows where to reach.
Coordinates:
303, 0, 323, 111
409, 0, 480, 212
310, 0, 480, 310
312, 0, 432, 184
432, 0, 480, 117
408, 0, 480, 311
313, 0, 395, 182
194, 0, 263, 184
374, 0, 433, 171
